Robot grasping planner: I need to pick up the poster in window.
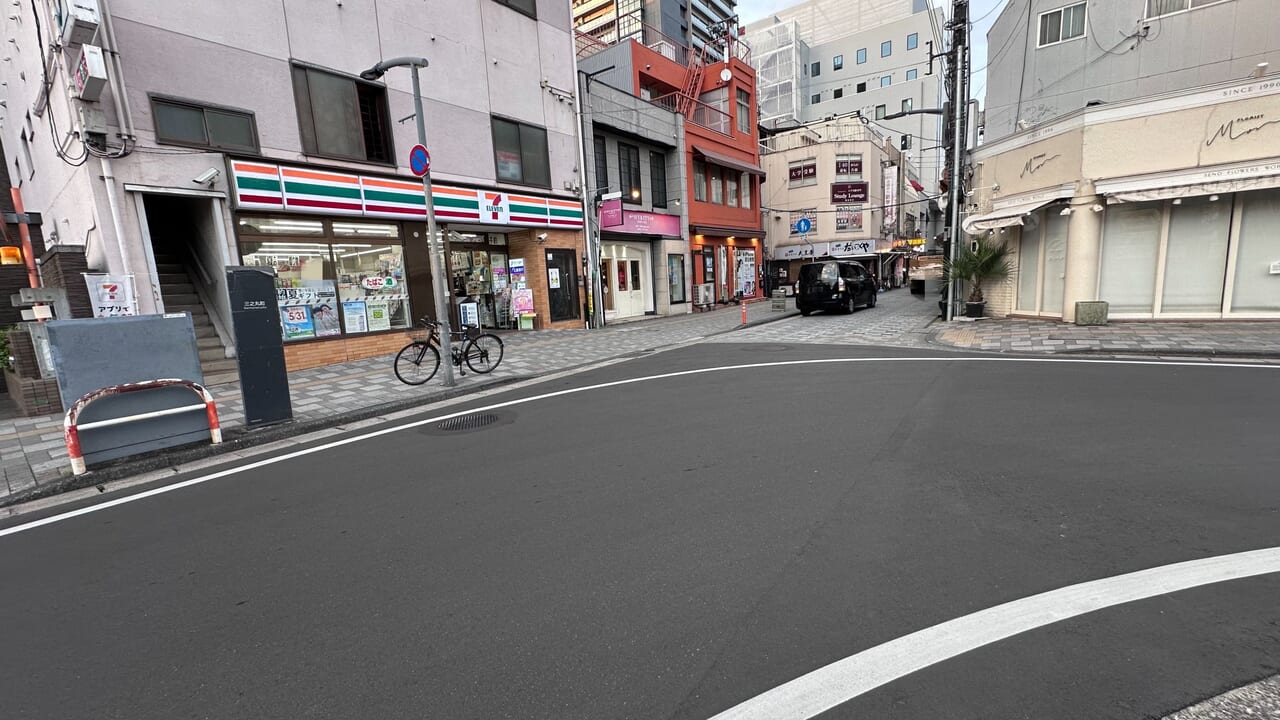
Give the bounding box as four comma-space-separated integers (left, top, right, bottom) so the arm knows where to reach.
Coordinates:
282, 305, 316, 340
836, 205, 863, 232
735, 249, 757, 297
277, 281, 340, 338
366, 301, 392, 331
496, 150, 522, 180
342, 301, 369, 333
549, 268, 561, 289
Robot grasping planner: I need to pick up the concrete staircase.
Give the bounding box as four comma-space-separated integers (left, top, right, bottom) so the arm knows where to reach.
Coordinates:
154, 252, 239, 386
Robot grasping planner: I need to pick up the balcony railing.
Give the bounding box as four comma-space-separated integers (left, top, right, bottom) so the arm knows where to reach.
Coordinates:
652, 92, 732, 136
576, 11, 695, 67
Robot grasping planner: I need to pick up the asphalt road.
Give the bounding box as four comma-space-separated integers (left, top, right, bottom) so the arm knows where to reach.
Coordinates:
2, 344, 1278, 720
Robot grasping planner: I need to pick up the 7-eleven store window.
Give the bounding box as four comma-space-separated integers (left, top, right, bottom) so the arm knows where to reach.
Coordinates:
238, 216, 411, 341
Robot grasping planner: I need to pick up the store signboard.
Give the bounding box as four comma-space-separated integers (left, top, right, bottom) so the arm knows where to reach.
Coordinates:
774, 242, 828, 260
605, 210, 681, 236
830, 240, 875, 256
600, 192, 624, 228
831, 182, 869, 203
459, 302, 480, 327
84, 274, 139, 317
509, 257, 527, 288
512, 288, 535, 314
230, 161, 584, 228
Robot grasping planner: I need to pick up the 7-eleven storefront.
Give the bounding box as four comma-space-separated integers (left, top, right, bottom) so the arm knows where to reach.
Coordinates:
230, 160, 585, 370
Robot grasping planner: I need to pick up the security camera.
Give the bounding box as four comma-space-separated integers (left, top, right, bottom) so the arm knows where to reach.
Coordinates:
536, 232, 549, 242
193, 168, 221, 185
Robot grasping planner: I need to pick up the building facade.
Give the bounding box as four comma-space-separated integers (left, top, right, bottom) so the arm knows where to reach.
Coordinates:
580, 80, 690, 321
984, 0, 1280, 141
0, 0, 585, 374
579, 18, 764, 307
762, 116, 929, 288
965, 76, 1280, 322
573, 0, 739, 61
746, 0, 945, 193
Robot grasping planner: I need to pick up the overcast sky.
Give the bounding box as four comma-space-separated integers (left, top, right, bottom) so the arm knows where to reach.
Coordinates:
735, 0, 1008, 103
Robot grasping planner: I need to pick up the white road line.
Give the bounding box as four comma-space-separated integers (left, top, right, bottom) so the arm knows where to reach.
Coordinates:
707, 546, 1280, 720
1, 355, 1275, 539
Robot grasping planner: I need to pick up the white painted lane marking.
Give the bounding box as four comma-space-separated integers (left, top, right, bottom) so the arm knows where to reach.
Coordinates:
1, 355, 1275, 538
707, 546, 1280, 720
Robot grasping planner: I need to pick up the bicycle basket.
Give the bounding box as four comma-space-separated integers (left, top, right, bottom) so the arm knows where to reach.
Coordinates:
465, 325, 483, 341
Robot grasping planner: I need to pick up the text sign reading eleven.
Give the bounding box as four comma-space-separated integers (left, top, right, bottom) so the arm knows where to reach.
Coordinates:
231, 161, 584, 229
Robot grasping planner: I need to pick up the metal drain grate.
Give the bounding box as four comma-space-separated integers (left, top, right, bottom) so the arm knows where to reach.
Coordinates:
436, 413, 500, 432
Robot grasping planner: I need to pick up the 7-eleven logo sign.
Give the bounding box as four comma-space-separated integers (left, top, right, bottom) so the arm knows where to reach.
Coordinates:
101, 284, 120, 301
483, 192, 510, 224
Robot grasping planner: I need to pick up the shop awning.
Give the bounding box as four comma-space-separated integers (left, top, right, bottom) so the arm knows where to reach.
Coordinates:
692, 145, 765, 176
1100, 169, 1280, 203
961, 197, 1059, 234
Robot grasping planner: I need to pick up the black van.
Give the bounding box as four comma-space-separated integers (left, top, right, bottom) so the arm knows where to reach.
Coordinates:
796, 261, 877, 316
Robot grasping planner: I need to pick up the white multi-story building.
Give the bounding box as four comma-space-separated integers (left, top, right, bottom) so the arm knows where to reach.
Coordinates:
0, 0, 587, 376
746, 0, 945, 189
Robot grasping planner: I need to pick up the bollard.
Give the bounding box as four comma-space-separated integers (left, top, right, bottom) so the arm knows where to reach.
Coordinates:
741, 298, 747, 325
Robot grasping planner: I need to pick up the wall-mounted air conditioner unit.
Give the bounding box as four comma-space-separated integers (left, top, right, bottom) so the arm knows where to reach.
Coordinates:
61, 0, 101, 47
694, 283, 714, 306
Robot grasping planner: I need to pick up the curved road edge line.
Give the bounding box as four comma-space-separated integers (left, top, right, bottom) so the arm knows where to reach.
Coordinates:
706, 546, 1280, 720
2, 355, 1275, 539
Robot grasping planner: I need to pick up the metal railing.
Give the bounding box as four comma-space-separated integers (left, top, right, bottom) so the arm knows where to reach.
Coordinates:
651, 92, 732, 135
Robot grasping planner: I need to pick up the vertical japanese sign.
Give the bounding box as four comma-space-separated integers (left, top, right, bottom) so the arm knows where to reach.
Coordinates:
84, 274, 139, 317
883, 164, 900, 232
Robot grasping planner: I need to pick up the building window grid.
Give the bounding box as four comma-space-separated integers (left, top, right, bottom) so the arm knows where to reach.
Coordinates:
834, 88, 843, 99
902, 98, 913, 113
811, 61, 821, 76
1145, 0, 1229, 19
151, 96, 260, 154
693, 160, 707, 202
618, 142, 642, 204
856, 48, 867, 64
906, 68, 918, 81
491, 117, 552, 188
593, 136, 608, 192
736, 88, 751, 135
881, 75, 892, 87
650, 151, 667, 208
875, 105, 886, 120
833, 54, 844, 70
907, 32, 918, 50
291, 64, 393, 164
881, 40, 892, 57
1037, 2, 1087, 47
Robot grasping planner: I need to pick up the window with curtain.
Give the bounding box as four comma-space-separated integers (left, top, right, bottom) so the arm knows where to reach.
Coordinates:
1040, 211, 1068, 315
693, 160, 707, 202
726, 173, 738, 208
1147, 0, 1222, 18
1163, 195, 1230, 312
740, 173, 751, 209
1038, 2, 1086, 46
1231, 189, 1280, 313
710, 166, 723, 204
736, 89, 751, 135
1099, 202, 1162, 313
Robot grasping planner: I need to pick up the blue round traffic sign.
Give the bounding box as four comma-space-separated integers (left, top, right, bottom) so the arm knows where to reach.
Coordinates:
409, 144, 431, 177
795, 217, 812, 234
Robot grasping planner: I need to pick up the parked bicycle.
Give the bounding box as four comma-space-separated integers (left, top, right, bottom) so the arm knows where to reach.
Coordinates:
394, 317, 504, 385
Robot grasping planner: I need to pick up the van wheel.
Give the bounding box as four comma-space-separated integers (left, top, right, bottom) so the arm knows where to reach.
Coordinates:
868, 290, 877, 308
800, 307, 812, 316
846, 297, 856, 314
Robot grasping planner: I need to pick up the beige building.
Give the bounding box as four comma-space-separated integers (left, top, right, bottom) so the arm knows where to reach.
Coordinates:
761, 116, 929, 287
965, 75, 1280, 322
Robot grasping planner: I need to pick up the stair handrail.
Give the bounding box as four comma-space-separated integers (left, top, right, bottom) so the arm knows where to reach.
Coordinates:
185, 243, 214, 287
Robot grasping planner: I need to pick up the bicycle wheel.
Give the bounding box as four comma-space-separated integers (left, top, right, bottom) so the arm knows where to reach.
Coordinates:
464, 333, 504, 374
393, 341, 440, 385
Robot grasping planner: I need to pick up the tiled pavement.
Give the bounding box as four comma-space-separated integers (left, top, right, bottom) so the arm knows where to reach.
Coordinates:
932, 318, 1280, 357
5, 291, 1280, 505
0, 300, 798, 503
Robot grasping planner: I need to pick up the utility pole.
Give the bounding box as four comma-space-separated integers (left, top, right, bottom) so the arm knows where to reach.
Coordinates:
944, 0, 970, 322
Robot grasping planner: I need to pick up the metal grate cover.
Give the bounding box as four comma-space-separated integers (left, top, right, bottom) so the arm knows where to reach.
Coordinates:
435, 413, 500, 433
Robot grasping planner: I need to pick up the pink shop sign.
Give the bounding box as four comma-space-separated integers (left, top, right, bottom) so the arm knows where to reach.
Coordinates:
606, 210, 682, 237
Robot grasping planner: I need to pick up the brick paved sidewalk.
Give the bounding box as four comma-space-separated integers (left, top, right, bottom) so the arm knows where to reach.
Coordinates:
0, 300, 797, 505
931, 318, 1280, 357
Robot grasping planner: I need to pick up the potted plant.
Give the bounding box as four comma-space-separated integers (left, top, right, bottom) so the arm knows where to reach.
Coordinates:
944, 236, 1013, 318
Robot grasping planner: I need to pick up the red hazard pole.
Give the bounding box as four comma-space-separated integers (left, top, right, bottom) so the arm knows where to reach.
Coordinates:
741, 296, 747, 325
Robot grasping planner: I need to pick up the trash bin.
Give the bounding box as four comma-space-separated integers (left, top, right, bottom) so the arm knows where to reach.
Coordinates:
910, 278, 926, 295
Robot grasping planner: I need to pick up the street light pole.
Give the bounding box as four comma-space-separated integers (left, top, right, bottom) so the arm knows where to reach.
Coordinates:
363, 57, 455, 387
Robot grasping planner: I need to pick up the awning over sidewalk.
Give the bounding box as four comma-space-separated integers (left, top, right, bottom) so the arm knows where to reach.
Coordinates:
962, 196, 1059, 234
1100, 167, 1280, 203
692, 145, 765, 176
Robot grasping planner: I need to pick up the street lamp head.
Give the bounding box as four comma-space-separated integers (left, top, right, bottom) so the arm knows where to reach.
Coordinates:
360, 57, 430, 81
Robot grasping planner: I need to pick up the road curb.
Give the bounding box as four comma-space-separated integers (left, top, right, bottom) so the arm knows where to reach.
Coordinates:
924, 327, 1280, 360
0, 374, 530, 508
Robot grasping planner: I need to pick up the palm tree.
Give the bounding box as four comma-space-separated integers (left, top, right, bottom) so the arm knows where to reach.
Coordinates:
945, 236, 1014, 305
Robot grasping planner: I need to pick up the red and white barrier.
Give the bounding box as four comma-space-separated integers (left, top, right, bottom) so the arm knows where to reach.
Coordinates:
64, 379, 222, 475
